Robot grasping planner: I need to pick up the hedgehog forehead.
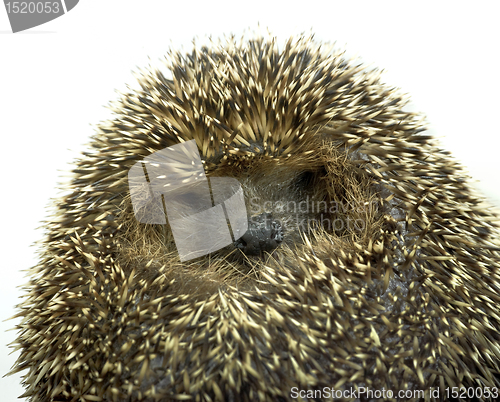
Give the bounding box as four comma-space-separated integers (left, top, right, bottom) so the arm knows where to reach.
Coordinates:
119, 36, 360, 166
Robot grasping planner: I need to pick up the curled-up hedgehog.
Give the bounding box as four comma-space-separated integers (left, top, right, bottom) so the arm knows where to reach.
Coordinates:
10, 33, 500, 401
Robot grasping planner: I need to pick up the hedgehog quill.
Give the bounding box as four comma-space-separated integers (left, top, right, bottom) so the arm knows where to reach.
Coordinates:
10, 34, 500, 401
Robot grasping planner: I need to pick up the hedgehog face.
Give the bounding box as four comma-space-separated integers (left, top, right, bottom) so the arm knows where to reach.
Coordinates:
12, 35, 500, 402
119, 139, 381, 296
224, 147, 379, 253
219, 148, 370, 254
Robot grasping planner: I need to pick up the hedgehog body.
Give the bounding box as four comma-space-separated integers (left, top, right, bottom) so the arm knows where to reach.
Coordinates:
11, 34, 500, 401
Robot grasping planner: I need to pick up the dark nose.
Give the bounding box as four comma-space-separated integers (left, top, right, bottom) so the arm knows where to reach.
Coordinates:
234, 213, 284, 255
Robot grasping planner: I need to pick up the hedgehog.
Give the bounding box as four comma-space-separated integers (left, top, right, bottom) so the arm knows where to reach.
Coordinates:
10, 33, 500, 402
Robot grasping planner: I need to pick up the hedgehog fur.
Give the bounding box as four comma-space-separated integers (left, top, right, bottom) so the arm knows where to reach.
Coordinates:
10, 33, 500, 401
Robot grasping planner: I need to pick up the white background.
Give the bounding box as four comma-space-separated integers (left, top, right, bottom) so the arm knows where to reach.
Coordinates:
1, 1, 499, 400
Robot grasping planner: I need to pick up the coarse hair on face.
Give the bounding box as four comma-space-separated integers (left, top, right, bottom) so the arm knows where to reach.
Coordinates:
117, 137, 384, 297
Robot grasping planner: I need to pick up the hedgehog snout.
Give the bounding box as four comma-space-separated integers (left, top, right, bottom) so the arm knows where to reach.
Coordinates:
234, 212, 283, 255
